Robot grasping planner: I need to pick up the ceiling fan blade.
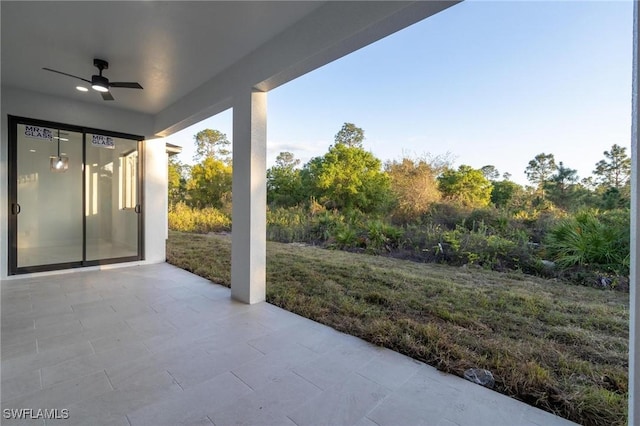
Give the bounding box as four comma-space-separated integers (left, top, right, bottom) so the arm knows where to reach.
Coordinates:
101, 91, 115, 101
42, 67, 91, 83
109, 82, 143, 89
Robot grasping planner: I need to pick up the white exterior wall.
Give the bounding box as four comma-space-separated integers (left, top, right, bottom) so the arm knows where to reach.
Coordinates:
0, 86, 166, 279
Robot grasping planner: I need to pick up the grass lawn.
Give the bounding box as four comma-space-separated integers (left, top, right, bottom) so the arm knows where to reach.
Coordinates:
167, 230, 629, 426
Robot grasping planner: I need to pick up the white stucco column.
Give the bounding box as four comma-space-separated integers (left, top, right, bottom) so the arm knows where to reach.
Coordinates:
144, 139, 169, 263
231, 89, 267, 304
630, 2, 639, 425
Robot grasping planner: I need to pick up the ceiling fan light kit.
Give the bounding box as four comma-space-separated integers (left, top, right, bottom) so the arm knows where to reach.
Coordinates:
43, 58, 143, 101
91, 76, 109, 92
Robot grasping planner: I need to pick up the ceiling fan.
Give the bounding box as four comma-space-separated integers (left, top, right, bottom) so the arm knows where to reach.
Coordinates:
43, 58, 143, 101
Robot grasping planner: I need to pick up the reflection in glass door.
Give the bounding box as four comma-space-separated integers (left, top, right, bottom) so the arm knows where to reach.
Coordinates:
16, 124, 83, 268
85, 134, 140, 261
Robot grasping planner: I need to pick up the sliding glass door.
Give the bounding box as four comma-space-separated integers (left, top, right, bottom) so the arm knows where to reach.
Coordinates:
14, 124, 84, 268
8, 117, 144, 274
85, 134, 140, 261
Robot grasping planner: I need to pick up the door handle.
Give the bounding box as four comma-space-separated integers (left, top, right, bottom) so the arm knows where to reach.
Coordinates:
12, 203, 21, 215
134, 204, 141, 214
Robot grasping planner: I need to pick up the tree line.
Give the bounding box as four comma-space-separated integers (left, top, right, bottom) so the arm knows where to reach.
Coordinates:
170, 123, 630, 217
169, 123, 630, 287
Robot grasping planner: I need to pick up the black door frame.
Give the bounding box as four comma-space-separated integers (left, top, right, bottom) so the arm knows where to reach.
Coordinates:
7, 115, 145, 275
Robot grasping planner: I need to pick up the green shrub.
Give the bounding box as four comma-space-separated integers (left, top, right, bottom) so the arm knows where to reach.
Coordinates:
364, 220, 404, 253
382, 223, 404, 249
309, 210, 345, 242
333, 225, 359, 249
466, 207, 527, 238
266, 206, 349, 244
402, 223, 446, 262
266, 206, 310, 242
441, 222, 534, 271
168, 202, 231, 233
544, 209, 629, 276
520, 208, 566, 244
366, 220, 388, 252
422, 203, 471, 230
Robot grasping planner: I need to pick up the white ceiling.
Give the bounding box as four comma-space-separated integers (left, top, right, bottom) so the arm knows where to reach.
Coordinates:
1, 1, 460, 136
1, 1, 325, 115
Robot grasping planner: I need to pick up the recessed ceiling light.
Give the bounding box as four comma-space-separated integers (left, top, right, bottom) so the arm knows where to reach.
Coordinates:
29, 149, 36, 153
76, 86, 89, 92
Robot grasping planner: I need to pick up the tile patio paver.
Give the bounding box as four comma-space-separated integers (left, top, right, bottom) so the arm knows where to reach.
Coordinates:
1, 263, 577, 426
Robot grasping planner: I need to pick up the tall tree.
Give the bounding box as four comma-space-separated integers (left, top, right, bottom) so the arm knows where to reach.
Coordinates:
593, 144, 631, 190
524, 153, 556, 197
385, 156, 442, 223
491, 179, 524, 209
581, 176, 598, 191
193, 129, 231, 163
550, 161, 578, 194
480, 165, 500, 181
304, 143, 391, 213
267, 152, 304, 207
334, 122, 365, 148
186, 157, 232, 209
437, 165, 492, 208
600, 187, 628, 210
547, 161, 579, 210
273, 151, 299, 169
168, 157, 188, 208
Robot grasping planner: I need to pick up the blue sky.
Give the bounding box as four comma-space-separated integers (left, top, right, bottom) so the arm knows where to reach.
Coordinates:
166, 0, 633, 186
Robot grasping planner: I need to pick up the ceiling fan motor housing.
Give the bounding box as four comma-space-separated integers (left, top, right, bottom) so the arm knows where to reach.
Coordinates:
91, 75, 109, 91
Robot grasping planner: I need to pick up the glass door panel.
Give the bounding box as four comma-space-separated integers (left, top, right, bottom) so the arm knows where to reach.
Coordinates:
85, 134, 139, 261
16, 124, 83, 267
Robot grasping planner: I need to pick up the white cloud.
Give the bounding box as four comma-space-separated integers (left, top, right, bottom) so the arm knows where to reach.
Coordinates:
266, 139, 329, 166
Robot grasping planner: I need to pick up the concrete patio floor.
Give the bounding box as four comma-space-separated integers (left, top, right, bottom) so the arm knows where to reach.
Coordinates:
1, 263, 577, 426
